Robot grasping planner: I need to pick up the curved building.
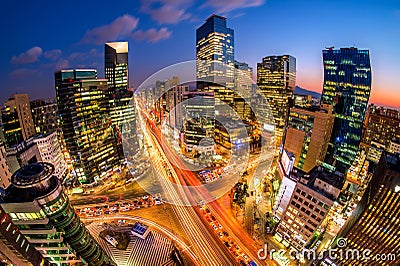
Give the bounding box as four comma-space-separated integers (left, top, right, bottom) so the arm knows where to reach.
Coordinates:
1, 162, 115, 266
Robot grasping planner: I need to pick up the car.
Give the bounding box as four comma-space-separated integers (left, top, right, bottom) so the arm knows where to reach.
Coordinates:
104, 211, 110, 214
242, 254, 249, 261
155, 200, 162, 205
212, 224, 218, 230
142, 195, 149, 199
218, 232, 223, 238
218, 224, 223, 229
223, 231, 229, 237
224, 241, 230, 247
118, 219, 126, 224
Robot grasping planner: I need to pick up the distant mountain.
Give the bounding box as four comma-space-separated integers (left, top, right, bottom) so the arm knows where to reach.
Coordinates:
294, 86, 321, 99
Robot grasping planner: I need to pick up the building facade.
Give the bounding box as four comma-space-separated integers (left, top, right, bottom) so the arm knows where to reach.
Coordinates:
2, 94, 36, 147
55, 69, 119, 184
234, 60, 253, 121
321, 152, 400, 266
105, 42, 135, 161
284, 104, 334, 173
321, 47, 372, 173
257, 55, 296, 148
0, 162, 115, 265
30, 99, 61, 136
32, 132, 67, 180
0, 141, 12, 189
362, 104, 400, 150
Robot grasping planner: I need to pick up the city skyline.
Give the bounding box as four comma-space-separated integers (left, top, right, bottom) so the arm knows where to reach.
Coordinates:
1, 0, 399, 108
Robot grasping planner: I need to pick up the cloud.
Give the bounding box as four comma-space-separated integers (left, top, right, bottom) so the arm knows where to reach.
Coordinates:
9, 68, 39, 79
140, 0, 192, 24
69, 48, 100, 61
81, 14, 139, 44
202, 0, 265, 13
44, 49, 62, 60
54, 59, 70, 71
132, 27, 172, 43
11, 46, 43, 64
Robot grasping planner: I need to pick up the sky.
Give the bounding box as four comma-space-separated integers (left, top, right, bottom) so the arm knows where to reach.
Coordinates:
0, 0, 399, 108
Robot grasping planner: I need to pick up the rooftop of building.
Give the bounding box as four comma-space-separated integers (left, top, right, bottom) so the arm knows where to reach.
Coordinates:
386, 152, 400, 172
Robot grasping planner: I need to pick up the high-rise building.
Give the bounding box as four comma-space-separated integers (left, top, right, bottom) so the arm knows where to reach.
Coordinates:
32, 132, 67, 180
182, 91, 215, 155
165, 85, 188, 130
321, 152, 400, 266
362, 104, 400, 150
0, 162, 115, 265
104, 42, 135, 161
2, 94, 36, 147
0, 141, 11, 189
321, 47, 372, 173
5, 137, 42, 174
55, 69, 119, 184
257, 55, 296, 148
30, 98, 61, 136
0, 205, 47, 266
196, 15, 235, 107
284, 104, 334, 173
234, 60, 253, 121
274, 151, 344, 251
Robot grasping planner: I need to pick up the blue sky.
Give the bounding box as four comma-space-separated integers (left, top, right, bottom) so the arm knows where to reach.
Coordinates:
1, 0, 399, 107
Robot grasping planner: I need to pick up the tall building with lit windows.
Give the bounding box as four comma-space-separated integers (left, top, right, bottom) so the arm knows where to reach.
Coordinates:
2, 94, 36, 147
321, 47, 372, 173
321, 152, 400, 266
105, 42, 136, 161
55, 69, 119, 184
257, 55, 296, 149
0, 162, 115, 266
196, 15, 235, 107
284, 104, 334, 173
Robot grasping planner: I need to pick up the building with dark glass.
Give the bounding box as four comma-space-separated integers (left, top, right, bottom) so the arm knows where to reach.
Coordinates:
320, 152, 400, 266
182, 91, 215, 155
105, 42, 136, 161
55, 69, 119, 184
196, 15, 235, 108
321, 47, 372, 173
234, 60, 253, 121
257, 55, 296, 149
1, 94, 36, 147
0, 162, 115, 265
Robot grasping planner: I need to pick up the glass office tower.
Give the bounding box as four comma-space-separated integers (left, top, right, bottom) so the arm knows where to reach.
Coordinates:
55, 69, 119, 184
196, 15, 235, 106
321, 47, 372, 173
105, 42, 136, 161
1, 163, 115, 266
257, 55, 296, 149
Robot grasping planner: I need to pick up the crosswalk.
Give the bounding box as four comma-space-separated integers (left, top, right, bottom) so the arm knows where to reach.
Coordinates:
86, 223, 178, 266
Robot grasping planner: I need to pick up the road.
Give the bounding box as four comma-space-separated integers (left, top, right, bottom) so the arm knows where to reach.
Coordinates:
137, 99, 278, 266
139, 104, 236, 265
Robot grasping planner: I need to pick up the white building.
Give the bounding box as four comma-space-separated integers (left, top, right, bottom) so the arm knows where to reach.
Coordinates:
33, 132, 67, 180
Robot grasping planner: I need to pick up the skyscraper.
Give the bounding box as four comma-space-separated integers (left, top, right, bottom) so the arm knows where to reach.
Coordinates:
55, 69, 119, 184
257, 55, 296, 149
2, 94, 36, 147
0, 141, 11, 189
0, 162, 115, 265
104, 42, 136, 161
196, 14, 235, 107
321, 47, 372, 173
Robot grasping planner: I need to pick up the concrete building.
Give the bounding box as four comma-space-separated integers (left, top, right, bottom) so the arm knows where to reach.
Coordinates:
362, 104, 400, 150
284, 104, 334, 173
389, 138, 400, 154
274, 151, 344, 251
30, 98, 60, 136
6, 138, 42, 174
0, 162, 115, 265
2, 94, 36, 147
32, 132, 67, 180
0, 141, 12, 189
